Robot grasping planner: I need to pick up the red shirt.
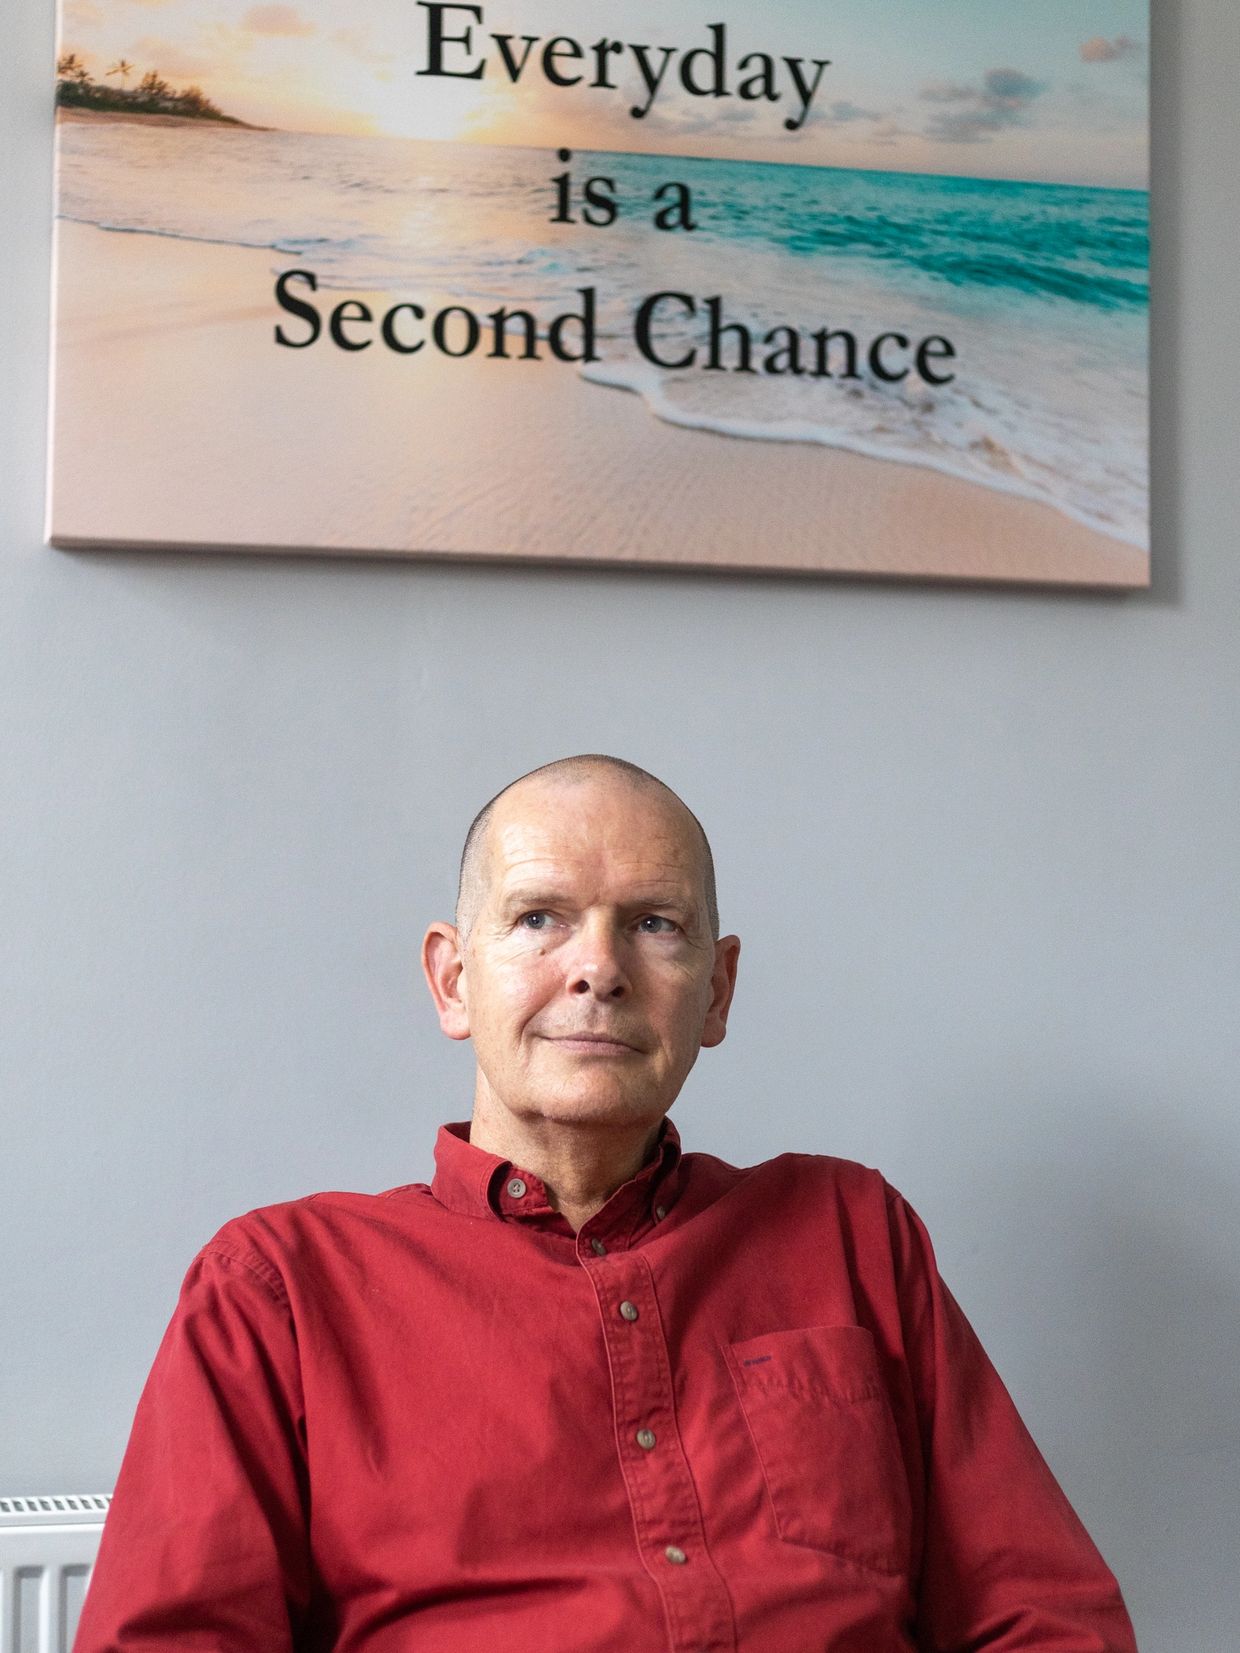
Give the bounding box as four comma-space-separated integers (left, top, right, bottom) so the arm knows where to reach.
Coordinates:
75, 1120, 1137, 1652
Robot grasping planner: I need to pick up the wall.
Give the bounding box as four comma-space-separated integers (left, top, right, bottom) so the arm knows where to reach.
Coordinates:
2, 2, 1237, 1646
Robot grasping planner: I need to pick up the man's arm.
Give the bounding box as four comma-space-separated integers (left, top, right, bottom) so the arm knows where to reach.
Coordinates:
885, 1190, 1138, 1652
74, 1238, 312, 1652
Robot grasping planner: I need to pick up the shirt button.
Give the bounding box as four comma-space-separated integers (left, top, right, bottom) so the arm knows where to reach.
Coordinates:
619, 1300, 639, 1321
654, 1205, 667, 1221
636, 1428, 657, 1450
506, 1178, 527, 1198
664, 1545, 687, 1565
590, 1238, 607, 1256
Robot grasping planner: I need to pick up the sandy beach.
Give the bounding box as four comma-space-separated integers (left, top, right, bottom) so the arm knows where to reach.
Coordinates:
48, 220, 1148, 586
56, 107, 263, 131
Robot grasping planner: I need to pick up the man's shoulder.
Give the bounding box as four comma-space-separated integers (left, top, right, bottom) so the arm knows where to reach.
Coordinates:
700, 1142, 891, 1184
191, 1180, 437, 1300
690, 1144, 902, 1213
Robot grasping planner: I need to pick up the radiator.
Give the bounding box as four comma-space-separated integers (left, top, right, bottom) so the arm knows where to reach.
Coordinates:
0, 1496, 110, 1653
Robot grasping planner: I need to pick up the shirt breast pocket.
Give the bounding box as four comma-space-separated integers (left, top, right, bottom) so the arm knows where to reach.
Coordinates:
726, 1324, 911, 1576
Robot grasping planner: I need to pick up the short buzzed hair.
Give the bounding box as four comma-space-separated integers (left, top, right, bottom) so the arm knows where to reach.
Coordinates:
455, 755, 719, 941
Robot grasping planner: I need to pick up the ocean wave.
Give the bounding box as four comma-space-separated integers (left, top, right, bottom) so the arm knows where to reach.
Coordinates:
57, 213, 288, 255
580, 358, 1147, 549
919, 253, 1146, 310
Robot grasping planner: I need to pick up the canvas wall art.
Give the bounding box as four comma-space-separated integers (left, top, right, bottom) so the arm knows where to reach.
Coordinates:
48, 2, 1150, 584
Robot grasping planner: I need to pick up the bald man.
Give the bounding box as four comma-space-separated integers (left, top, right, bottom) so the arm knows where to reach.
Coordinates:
75, 756, 1137, 1653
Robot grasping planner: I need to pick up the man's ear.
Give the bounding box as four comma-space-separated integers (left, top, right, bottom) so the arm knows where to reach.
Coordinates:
701, 934, 740, 1049
422, 922, 471, 1041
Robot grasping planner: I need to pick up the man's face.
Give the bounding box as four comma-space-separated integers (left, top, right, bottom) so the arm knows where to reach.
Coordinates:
427, 772, 739, 1132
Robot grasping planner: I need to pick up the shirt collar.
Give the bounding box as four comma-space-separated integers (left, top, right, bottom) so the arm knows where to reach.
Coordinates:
430, 1116, 684, 1246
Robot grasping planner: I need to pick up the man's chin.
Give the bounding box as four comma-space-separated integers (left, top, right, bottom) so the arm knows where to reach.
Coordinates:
530, 1085, 668, 1127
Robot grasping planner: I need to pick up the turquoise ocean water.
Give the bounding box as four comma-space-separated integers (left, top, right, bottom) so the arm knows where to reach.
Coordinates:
57, 124, 1149, 547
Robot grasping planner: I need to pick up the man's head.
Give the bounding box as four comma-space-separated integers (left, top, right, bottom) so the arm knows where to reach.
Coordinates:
423, 756, 739, 1135
454, 755, 720, 944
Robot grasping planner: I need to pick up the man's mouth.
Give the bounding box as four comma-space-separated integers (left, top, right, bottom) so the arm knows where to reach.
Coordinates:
542, 1032, 641, 1054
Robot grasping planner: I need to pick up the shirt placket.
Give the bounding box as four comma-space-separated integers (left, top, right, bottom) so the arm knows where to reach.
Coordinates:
579, 1233, 737, 1653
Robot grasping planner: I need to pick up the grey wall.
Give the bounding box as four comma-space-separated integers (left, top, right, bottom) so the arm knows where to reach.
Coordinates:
3, 3, 1237, 1647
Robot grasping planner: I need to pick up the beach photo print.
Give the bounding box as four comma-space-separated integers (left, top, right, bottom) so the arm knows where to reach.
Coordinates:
48, 2, 1150, 585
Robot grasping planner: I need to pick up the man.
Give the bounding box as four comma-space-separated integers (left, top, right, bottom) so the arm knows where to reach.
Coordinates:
75, 755, 1138, 1652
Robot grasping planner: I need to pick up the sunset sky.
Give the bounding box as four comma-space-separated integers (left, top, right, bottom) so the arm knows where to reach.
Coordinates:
58, 0, 1149, 187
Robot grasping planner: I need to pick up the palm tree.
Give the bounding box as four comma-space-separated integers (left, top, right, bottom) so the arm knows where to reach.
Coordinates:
138, 69, 172, 101
56, 51, 91, 84
106, 58, 135, 90
177, 84, 222, 118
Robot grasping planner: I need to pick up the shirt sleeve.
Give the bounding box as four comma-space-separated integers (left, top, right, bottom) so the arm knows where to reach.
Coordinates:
883, 1189, 1139, 1653
73, 1238, 312, 1653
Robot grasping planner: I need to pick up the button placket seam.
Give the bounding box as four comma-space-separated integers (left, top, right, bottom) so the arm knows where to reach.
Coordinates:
585, 1253, 692, 1653
614, 1261, 728, 1652
635, 1252, 739, 1650
609, 1298, 698, 1653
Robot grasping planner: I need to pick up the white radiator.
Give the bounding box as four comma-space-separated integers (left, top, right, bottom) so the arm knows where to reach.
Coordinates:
0, 1496, 110, 1653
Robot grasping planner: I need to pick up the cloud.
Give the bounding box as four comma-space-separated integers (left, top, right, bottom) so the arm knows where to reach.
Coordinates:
1081, 35, 1144, 63
242, 4, 315, 37
758, 96, 888, 139
331, 26, 396, 68
919, 81, 976, 104
985, 68, 1041, 101
641, 97, 761, 137
130, 35, 214, 79
921, 66, 1046, 144
865, 118, 911, 148
63, 0, 104, 25
828, 99, 882, 123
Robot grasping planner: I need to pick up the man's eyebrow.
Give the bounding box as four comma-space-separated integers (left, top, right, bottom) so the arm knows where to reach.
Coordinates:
625, 892, 698, 912
498, 884, 698, 913
498, 883, 572, 905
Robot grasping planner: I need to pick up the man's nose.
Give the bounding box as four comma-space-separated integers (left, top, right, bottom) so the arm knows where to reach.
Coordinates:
567, 924, 631, 1000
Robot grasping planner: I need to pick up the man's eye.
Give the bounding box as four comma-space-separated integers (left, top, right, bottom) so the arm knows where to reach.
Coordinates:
637, 915, 677, 934
519, 911, 552, 930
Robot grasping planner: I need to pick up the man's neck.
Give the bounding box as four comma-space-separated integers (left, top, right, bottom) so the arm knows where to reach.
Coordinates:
468, 1099, 665, 1233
